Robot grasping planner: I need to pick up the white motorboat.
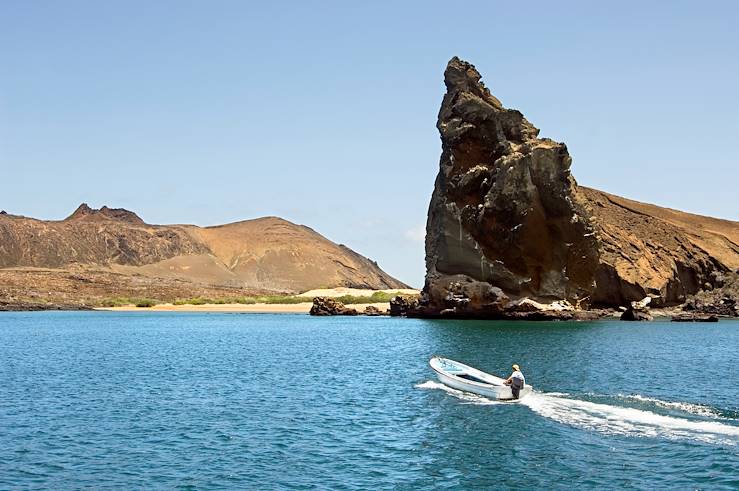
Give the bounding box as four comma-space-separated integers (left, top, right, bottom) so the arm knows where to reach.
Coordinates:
429, 356, 532, 401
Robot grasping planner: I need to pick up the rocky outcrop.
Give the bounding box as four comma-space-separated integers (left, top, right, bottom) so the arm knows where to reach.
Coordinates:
620, 297, 654, 321
416, 57, 739, 317
620, 308, 652, 321
309, 297, 358, 316
309, 298, 393, 316
682, 272, 739, 317
363, 305, 386, 316
406, 277, 601, 320
417, 57, 599, 317
389, 295, 419, 317
66, 203, 146, 225
671, 313, 719, 322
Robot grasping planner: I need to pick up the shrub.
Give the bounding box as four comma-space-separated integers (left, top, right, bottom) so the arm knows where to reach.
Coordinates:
188, 297, 210, 305
100, 297, 128, 307
100, 297, 161, 307
135, 299, 158, 308
259, 295, 307, 304
334, 291, 420, 305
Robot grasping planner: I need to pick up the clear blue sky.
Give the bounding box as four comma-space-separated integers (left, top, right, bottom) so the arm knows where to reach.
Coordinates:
1, 1, 737, 287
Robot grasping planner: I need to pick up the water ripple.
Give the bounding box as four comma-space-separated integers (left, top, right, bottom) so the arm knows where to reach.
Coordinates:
0, 312, 737, 489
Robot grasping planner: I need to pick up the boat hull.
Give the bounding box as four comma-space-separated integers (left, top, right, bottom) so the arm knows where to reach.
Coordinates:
430, 357, 532, 401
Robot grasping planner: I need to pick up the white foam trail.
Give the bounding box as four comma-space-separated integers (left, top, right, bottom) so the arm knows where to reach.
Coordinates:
415, 380, 501, 405
418, 380, 738, 445
521, 392, 739, 446
616, 393, 723, 418
415, 380, 446, 390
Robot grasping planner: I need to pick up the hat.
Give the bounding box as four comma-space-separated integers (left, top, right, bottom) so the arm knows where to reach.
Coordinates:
512, 364, 520, 371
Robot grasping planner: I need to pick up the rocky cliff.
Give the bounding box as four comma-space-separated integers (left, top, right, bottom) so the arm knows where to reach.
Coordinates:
416, 57, 739, 317
0, 205, 408, 297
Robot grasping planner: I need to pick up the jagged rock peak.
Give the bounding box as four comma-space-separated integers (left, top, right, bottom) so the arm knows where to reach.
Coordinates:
69, 203, 93, 217
439, 57, 539, 147
444, 56, 495, 96
413, 57, 739, 318
66, 203, 145, 225
417, 57, 601, 317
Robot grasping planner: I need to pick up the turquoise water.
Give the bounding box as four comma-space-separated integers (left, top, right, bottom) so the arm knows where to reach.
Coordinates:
1, 312, 738, 489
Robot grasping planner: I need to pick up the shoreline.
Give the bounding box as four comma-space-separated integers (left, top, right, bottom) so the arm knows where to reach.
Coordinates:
96, 302, 391, 314
1, 305, 735, 321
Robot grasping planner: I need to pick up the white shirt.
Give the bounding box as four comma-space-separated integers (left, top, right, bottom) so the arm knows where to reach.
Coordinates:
511, 370, 525, 385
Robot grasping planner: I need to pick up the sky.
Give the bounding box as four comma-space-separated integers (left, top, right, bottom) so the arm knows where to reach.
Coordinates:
1, 1, 737, 288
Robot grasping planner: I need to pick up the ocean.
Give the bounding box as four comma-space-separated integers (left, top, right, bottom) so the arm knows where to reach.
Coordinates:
1, 312, 737, 489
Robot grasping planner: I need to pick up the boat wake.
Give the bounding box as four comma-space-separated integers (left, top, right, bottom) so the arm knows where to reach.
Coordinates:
615, 393, 726, 419
415, 380, 502, 405
522, 392, 739, 445
417, 381, 739, 445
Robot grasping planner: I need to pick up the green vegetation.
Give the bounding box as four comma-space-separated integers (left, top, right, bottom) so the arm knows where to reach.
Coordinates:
99, 297, 160, 308
231, 297, 257, 305
259, 295, 308, 304
172, 295, 308, 305
134, 299, 158, 308
334, 291, 411, 304
185, 297, 208, 305
99, 291, 418, 308
173, 296, 257, 305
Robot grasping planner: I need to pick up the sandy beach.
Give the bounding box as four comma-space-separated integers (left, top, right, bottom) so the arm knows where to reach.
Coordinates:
95, 287, 420, 313
296, 287, 419, 298
98, 302, 392, 313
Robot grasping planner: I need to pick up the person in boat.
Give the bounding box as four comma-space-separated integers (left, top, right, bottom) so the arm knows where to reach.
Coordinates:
504, 364, 525, 399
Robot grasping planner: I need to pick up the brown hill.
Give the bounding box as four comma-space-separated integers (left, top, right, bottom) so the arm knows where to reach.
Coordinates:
126, 217, 406, 292
0, 205, 407, 303
415, 57, 739, 317
580, 188, 738, 306
0, 204, 207, 268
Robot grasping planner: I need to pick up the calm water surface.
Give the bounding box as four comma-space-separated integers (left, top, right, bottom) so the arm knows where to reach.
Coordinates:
1, 312, 738, 489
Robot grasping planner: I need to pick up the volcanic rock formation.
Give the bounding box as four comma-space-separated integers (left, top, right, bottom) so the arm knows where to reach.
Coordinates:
309, 297, 359, 316
416, 57, 739, 317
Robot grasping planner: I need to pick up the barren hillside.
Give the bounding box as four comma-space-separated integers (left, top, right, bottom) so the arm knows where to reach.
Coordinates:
0, 205, 407, 307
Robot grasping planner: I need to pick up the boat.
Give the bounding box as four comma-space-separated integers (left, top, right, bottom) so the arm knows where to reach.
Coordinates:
429, 356, 532, 401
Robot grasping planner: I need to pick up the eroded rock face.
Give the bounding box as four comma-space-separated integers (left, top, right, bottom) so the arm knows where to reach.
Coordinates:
417, 57, 739, 317
620, 297, 654, 321
683, 272, 739, 317
419, 57, 600, 316
389, 295, 419, 317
